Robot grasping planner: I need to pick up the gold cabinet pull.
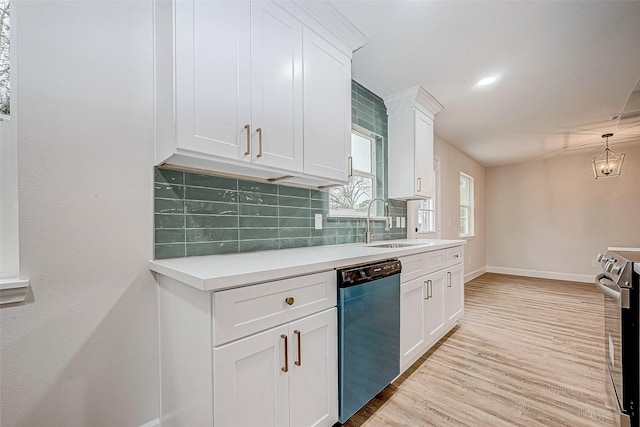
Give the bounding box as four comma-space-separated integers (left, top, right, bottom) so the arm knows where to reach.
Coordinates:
447, 271, 452, 288
424, 280, 430, 300
281, 334, 288, 372
285, 297, 295, 306
294, 330, 301, 366
348, 156, 353, 177
257, 128, 263, 158
417, 177, 422, 192
244, 124, 251, 156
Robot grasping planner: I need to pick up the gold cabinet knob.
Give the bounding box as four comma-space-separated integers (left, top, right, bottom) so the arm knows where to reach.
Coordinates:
285, 297, 295, 306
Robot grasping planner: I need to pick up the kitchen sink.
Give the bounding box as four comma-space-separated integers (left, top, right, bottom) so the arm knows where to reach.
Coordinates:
367, 242, 419, 249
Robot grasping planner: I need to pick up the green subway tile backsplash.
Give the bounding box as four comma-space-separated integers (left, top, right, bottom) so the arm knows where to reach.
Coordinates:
239, 216, 279, 228
154, 81, 407, 259
238, 239, 280, 253
185, 173, 236, 190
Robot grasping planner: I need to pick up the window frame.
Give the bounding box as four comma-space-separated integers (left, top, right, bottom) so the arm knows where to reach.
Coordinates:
328, 128, 382, 219
0, 0, 29, 305
459, 171, 474, 238
416, 157, 440, 237
417, 197, 435, 232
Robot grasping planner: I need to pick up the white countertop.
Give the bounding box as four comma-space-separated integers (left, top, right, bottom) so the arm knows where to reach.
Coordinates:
149, 239, 466, 291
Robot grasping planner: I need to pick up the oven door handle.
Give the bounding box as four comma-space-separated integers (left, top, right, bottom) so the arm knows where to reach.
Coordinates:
594, 273, 630, 309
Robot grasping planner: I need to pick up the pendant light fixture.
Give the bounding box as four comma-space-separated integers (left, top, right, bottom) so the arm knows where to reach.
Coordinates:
592, 133, 625, 179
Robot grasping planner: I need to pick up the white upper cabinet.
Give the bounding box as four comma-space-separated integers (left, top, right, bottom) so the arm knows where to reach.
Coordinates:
250, 2, 303, 172
302, 27, 352, 183
170, 0, 251, 162
385, 86, 443, 200
155, 0, 365, 187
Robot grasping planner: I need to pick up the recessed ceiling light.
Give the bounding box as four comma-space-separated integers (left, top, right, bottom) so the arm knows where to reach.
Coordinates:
477, 77, 497, 86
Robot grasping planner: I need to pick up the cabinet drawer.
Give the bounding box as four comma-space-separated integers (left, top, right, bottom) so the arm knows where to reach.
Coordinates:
400, 250, 446, 283
213, 271, 336, 346
446, 246, 463, 266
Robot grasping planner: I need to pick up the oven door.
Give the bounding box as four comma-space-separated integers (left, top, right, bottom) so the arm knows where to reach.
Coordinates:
595, 273, 630, 419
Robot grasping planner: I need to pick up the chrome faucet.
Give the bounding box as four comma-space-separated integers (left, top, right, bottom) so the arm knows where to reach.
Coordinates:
365, 198, 390, 244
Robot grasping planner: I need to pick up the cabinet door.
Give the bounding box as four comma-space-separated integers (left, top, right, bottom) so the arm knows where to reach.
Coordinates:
414, 109, 434, 198
289, 308, 338, 427
302, 27, 351, 183
400, 278, 427, 371
175, 0, 251, 160
444, 263, 465, 323
214, 325, 289, 427
425, 269, 446, 343
251, 1, 304, 172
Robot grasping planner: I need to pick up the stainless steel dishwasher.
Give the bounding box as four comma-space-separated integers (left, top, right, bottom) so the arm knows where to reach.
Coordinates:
337, 258, 402, 424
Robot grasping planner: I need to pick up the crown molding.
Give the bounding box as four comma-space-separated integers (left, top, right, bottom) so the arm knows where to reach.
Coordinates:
384, 86, 444, 118
287, 1, 367, 53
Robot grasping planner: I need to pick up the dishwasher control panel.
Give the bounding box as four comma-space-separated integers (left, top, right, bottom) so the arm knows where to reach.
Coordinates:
337, 259, 402, 288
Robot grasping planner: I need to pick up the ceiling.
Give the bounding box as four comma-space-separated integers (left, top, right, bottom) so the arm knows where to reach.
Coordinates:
329, 0, 640, 167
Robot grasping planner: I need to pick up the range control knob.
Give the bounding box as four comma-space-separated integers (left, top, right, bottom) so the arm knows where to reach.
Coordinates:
612, 265, 623, 275
596, 253, 605, 262
605, 262, 615, 273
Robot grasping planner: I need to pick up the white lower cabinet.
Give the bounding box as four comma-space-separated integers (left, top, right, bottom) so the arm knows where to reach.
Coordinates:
214, 308, 337, 427
424, 269, 446, 342
288, 309, 338, 427
214, 324, 290, 427
399, 245, 464, 373
158, 270, 337, 427
399, 269, 445, 372
400, 277, 427, 368
444, 262, 464, 323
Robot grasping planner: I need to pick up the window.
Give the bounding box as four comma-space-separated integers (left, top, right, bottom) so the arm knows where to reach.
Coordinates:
417, 197, 435, 232
0, 0, 8, 116
459, 172, 474, 237
0, 0, 27, 307
416, 158, 439, 235
329, 130, 377, 216
1, 0, 17, 280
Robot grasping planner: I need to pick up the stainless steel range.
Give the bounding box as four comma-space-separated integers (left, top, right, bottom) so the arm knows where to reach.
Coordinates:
595, 250, 640, 427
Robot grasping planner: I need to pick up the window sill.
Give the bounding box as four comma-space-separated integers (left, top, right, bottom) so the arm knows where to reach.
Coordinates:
460, 235, 475, 240
0, 278, 30, 306
417, 231, 438, 236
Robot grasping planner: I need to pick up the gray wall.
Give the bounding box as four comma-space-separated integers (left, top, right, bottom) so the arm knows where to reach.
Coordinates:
486, 142, 640, 280
434, 135, 486, 279
1, 1, 159, 425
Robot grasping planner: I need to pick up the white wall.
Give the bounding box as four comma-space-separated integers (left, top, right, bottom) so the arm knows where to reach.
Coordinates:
486, 143, 640, 281
434, 135, 486, 280
0, 1, 158, 426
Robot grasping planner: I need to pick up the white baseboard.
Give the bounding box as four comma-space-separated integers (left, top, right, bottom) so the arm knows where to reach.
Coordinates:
139, 419, 160, 427
485, 266, 594, 283
465, 267, 486, 283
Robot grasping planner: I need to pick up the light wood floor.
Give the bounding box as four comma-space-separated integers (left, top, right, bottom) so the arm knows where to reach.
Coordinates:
344, 273, 618, 427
